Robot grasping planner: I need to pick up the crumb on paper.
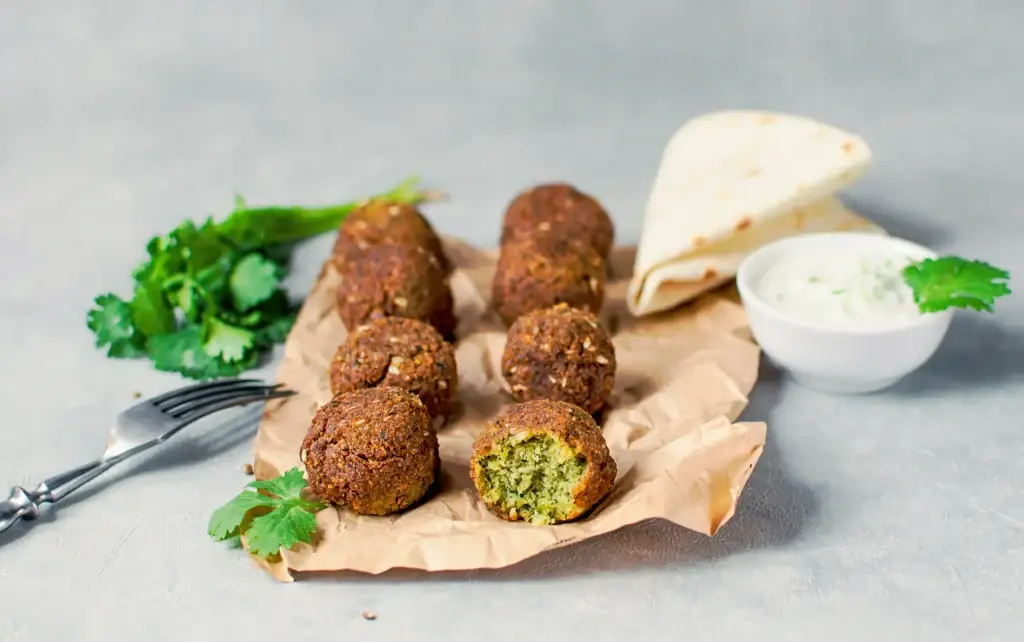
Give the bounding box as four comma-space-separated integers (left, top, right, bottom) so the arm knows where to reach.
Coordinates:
362, 611, 377, 621
242, 463, 254, 475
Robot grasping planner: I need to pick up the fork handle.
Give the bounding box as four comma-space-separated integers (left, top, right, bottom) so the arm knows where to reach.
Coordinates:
0, 454, 133, 534
0, 463, 102, 533
0, 487, 39, 533
0, 460, 103, 511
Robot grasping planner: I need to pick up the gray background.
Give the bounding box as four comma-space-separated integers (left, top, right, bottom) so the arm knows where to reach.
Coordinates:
1, 1, 1022, 641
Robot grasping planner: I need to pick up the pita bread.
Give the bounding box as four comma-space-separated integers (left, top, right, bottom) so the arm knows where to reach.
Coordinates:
627, 110, 883, 317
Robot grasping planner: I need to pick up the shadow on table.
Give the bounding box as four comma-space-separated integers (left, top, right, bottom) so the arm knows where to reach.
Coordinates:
306, 357, 821, 583
0, 405, 263, 547
889, 313, 1024, 395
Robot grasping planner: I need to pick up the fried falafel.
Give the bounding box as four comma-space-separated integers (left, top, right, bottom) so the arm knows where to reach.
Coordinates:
302, 387, 439, 516
329, 317, 457, 419
500, 182, 614, 259
470, 399, 616, 525
335, 243, 456, 339
501, 303, 616, 414
332, 200, 450, 274
491, 237, 606, 326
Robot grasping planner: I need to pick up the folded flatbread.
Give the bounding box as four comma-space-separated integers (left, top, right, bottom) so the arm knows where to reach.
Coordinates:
627, 110, 884, 317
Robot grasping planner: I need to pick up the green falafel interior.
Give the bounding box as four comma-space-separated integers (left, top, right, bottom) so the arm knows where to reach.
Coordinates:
477, 432, 587, 525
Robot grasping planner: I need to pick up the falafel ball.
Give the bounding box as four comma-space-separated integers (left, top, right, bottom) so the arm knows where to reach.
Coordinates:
332, 199, 451, 274
491, 237, 606, 327
335, 243, 457, 339
500, 182, 614, 259
302, 387, 439, 516
501, 303, 615, 414
470, 399, 616, 525
329, 317, 458, 419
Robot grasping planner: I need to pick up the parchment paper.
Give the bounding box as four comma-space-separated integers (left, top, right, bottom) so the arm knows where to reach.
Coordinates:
250, 239, 767, 581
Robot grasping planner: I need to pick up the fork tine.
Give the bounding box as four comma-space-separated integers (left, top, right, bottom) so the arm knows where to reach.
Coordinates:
149, 378, 267, 406
165, 384, 287, 418
176, 389, 296, 423
151, 378, 280, 409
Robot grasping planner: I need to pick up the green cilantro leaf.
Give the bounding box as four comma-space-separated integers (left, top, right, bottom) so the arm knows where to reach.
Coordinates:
261, 243, 293, 270
221, 309, 263, 328
216, 175, 437, 248
254, 313, 296, 347
130, 280, 176, 337
229, 253, 281, 312
203, 317, 255, 363
167, 280, 203, 321
149, 326, 221, 379
86, 175, 440, 379
246, 467, 308, 499
132, 234, 184, 285
208, 490, 278, 541
194, 252, 238, 295
173, 218, 230, 276
208, 467, 326, 559
902, 257, 1012, 313
149, 325, 256, 379
246, 506, 320, 558
86, 294, 147, 358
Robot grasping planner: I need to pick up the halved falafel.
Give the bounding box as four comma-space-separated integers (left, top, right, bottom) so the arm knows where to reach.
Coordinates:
329, 317, 458, 419
332, 200, 450, 274
491, 237, 606, 326
302, 387, 439, 516
470, 399, 616, 525
501, 303, 615, 414
500, 182, 614, 259
335, 243, 456, 339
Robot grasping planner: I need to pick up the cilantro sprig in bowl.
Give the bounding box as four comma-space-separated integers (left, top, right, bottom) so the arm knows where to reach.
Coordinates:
87, 176, 442, 379
737, 232, 1011, 394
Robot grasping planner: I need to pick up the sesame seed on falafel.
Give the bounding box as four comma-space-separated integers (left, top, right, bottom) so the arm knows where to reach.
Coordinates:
330, 317, 458, 419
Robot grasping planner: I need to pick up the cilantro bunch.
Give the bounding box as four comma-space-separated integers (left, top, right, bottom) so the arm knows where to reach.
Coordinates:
902, 256, 1011, 313
87, 176, 439, 379
208, 467, 325, 558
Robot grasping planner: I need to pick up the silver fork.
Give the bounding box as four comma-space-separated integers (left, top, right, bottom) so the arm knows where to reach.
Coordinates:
0, 378, 294, 534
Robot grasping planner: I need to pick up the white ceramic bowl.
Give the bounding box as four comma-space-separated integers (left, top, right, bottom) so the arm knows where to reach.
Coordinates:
736, 232, 954, 394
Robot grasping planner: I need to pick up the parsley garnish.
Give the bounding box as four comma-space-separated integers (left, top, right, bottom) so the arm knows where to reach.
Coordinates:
208, 467, 327, 559
902, 256, 1011, 313
87, 176, 440, 379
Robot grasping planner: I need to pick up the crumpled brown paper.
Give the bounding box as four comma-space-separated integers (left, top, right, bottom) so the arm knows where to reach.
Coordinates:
250, 239, 766, 581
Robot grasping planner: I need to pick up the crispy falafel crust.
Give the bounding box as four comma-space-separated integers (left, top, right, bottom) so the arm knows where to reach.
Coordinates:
332, 200, 451, 274
302, 387, 439, 516
329, 317, 458, 418
491, 237, 606, 326
335, 243, 456, 338
500, 182, 614, 259
470, 399, 617, 523
501, 303, 616, 414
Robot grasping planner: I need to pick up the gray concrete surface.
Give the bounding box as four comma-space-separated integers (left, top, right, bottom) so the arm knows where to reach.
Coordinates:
1, 1, 1022, 640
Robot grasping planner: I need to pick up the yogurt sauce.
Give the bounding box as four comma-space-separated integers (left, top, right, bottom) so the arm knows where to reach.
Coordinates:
755, 249, 924, 328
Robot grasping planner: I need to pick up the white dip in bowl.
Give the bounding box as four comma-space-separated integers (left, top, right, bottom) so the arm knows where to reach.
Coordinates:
737, 232, 954, 393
